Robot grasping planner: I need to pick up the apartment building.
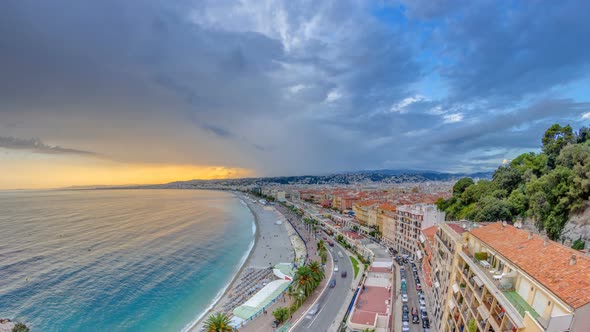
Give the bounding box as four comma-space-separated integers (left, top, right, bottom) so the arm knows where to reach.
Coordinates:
440, 222, 590, 332
380, 204, 397, 248
423, 222, 467, 331
394, 204, 445, 260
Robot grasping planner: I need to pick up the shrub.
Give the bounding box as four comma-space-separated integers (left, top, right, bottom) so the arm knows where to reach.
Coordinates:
474, 252, 488, 261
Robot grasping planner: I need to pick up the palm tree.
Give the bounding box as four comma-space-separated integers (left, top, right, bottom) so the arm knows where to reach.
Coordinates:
203, 313, 233, 332
307, 261, 325, 285
293, 265, 316, 297
317, 239, 325, 252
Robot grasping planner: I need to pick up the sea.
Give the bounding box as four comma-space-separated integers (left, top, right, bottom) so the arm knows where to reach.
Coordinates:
0, 189, 255, 332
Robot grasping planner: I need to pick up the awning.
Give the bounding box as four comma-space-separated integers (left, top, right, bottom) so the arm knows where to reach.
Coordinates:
419, 234, 425, 243
416, 250, 423, 259
448, 299, 456, 310
477, 305, 490, 320
452, 283, 460, 293
473, 276, 484, 287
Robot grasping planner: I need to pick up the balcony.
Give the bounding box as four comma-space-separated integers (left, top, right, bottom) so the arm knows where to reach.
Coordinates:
458, 250, 525, 329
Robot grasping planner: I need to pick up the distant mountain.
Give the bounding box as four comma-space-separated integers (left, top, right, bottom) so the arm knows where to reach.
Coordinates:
147, 169, 493, 188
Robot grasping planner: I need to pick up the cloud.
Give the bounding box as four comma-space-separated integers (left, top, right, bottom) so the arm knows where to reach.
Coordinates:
443, 113, 463, 124
0, 136, 96, 155
582, 112, 590, 119
0, 0, 589, 182
390, 95, 426, 114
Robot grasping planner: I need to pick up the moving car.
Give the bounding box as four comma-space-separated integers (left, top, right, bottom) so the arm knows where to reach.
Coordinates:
329, 279, 336, 288
306, 303, 320, 319
411, 306, 417, 315
341, 270, 347, 278
271, 320, 280, 328
334, 265, 339, 272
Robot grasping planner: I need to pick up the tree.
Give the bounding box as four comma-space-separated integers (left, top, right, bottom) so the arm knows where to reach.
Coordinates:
12, 323, 29, 332
308, 261, 325, 285
526, 166, 573, 240
572, 238, 586, 250
475, 197, 512, 222
508, 189, 528, 217
557, 142, 590, 212
317, 240, 325, 252
272, 307, 290, 324
492, 165, 522, 194
319, 248, 328, 265
510, 152, 547, 178
293, 265, 316, 297
542, 124, 575, 168
576, 126, 590, 143
203, 313, 233, 332
453, 177, 475, 196
468, 319, 477, 332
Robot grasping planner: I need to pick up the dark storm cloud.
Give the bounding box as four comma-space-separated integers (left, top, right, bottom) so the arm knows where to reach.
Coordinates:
437, 0, 590, 103
0, 136, 95, 155
0, 0, 589, 176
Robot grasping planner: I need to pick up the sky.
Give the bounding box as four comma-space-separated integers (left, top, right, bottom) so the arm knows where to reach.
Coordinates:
1, 0, 590, 189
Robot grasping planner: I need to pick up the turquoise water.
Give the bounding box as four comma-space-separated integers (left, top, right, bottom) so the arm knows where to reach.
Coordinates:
0, 189, 255, 332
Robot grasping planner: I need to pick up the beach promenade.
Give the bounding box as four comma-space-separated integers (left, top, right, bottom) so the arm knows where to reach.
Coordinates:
191, 194, 298, 331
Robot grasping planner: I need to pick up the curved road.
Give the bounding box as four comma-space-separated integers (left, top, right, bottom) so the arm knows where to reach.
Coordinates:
293, 241, 354, 332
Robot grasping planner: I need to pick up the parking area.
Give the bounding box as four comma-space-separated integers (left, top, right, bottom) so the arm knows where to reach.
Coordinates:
397, 257, 431, 332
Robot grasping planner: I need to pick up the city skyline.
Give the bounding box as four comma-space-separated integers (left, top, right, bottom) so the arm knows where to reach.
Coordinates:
2, 0, 590, 189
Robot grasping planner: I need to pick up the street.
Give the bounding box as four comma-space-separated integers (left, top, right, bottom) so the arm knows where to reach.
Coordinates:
398, 260, 430, 332
293, 241, 354, 332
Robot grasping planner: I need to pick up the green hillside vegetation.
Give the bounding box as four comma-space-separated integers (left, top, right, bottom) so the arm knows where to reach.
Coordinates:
437, 124, 590, 241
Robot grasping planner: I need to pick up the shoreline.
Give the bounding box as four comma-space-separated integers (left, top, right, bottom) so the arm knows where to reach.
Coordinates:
185, 192, 260, 332
188, 192, 296, 332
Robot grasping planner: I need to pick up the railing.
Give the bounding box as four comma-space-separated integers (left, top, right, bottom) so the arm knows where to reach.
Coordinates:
458, 250, 525, 329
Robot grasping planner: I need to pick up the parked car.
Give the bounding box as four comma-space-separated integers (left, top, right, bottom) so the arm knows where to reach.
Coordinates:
416, 283, 422, 291
412, 314, 420, 324
329, 279, 336, 288
271, 320, 280, 328
402, 311, 409, 322
421, 309, 428, 319
341, 270, 347, 278
402, 294, 408, 303
403, 304, 409, 314
422, 318, 430, 328
402, 321, 410, 332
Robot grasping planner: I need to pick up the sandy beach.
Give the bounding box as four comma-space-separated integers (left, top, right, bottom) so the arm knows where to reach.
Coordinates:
189, 193, 297, 331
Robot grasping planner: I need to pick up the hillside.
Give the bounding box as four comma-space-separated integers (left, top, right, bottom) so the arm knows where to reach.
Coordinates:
155, 169, 492, 187
437, 124, 590, 245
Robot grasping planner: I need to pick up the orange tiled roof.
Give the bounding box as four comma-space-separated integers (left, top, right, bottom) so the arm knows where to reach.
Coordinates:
470, 223, 590, 309
422, 226, 437, 244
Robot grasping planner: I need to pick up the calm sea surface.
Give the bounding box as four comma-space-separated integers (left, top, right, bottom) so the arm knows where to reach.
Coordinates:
0, 189, 255, 332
